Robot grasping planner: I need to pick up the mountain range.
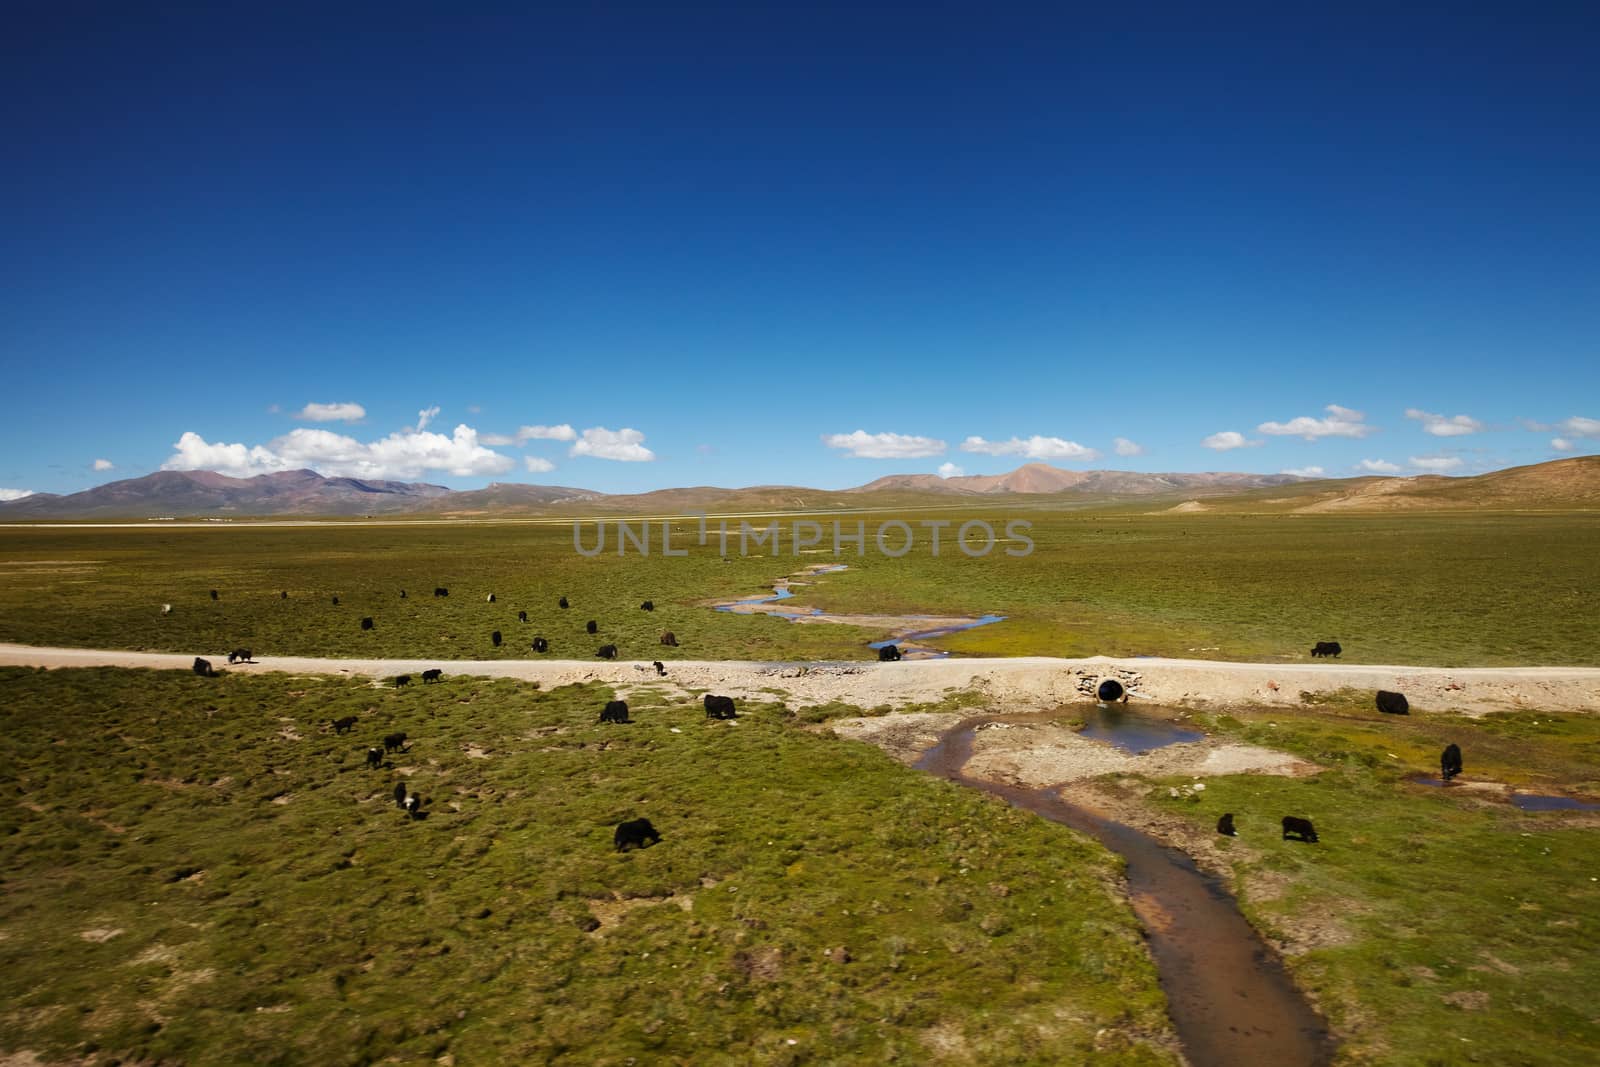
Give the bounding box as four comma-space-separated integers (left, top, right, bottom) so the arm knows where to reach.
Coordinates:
1, 457, 1595, 518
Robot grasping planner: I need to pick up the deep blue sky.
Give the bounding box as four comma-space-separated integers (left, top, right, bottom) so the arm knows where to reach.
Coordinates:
5, 2, 1597, 497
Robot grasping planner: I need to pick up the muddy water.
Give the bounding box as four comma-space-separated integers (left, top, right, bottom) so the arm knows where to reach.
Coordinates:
916, 717, 1334, 1067
1079, 703, 1205, 753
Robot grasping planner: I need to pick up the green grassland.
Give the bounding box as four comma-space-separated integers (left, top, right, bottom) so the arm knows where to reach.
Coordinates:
1144, 698, 1600, 1065
0, 667, 1175, 1066
1, 510, 1597, 665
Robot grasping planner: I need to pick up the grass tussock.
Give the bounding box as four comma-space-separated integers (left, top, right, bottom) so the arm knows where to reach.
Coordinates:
0, 667, 1176, 1066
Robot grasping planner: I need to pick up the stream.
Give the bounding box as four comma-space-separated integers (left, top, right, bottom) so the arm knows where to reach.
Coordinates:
914, 712, 1335, 1067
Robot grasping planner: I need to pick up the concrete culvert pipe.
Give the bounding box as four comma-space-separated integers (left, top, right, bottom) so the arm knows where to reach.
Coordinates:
1096, 679, 1125, 702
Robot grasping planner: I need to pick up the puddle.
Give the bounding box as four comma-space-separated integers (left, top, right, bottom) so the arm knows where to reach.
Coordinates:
710, 564, 1005, 657
1078, 704, 1205, 754
916, 717, 1334, 1067
1509, 794, 1600, 811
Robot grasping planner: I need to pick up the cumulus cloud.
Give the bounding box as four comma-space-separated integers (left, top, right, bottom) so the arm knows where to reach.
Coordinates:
414, 406, 441, 432
1552, 438, 1574, 452
822, 430, 947, 459
570, 426, 656, 462
92, 459, 115, 471
960, 435, 1100, 461
1557, 416, 1600, 438
482, 424, 579, 447
1280, 466, 1324, 477
1113, 437, 1144, 457
1202, 431, 1262, 451
295, 402, 366, 423
163, 425, 515, 481
1410, 455, 1464, 473
937, 462, 964, 479
1356, 459, 1401, 473
1259, 404, 1373, 440
1405, 408, 1483, 437
0, 488, 34, 502
523, 456, 555, 473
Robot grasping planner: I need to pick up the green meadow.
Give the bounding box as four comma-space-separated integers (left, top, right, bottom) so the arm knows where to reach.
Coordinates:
1145, 697, 1600, 1066
1, 509, 1598, 664
0, 667, 1174, 1066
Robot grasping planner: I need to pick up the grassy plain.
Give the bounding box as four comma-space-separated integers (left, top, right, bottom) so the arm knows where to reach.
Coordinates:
0, 666, 1175, 1066
1, 510, 1598, 665
1144, 697, 1600, 1065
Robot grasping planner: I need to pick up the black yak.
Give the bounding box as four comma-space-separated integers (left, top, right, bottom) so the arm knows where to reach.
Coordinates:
331, 715, 358, 735
559, 596, 569, 609
1441, 743, 1463, 781
361, 617, 374, 631
1311, 641, 1342, 658
596, 644, 618, 660
877, 644, 902, 662
653, 660, 667, 676
192, 657, 215, 677
383, 732, 408, 753
1376, 690, 1410, 715
365, 747, 383, 769
434, 587, 448, 597
704, 694, 737, 720
1217, 813, 1237, 836
532, 637, 549, 653
421, 668, 443, 683
394, 674, 412, 687
641, 600, 654, 611
491, 630, 502, 647
1281, 816, 1319, 843
518, 610, 528, 623
659, 631, 678, 647
613, 818, 661, 852
599, 700, 630, 724
586, 620, 598, 635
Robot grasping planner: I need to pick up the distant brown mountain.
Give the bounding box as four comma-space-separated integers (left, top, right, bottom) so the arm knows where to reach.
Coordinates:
850, 462, 1310, 496
4, 457, 1594, 518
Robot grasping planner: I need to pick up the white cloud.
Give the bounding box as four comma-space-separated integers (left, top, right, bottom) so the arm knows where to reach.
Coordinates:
1113, 437, 1144, 457
1258, 404, 1374, 440
1280, 466, 1324, 477
414, 405, 441, 432
1410, 455, 1464, 473
1405, 408, 1483, 436
937, 462, 964, 479
92, 458, 115, 471
1202, 431, 1262, 451
960, 435, 1100, 461
483, 424, 578, 447
1558, 416, 1600, 439
295, 402, 366, 423
822, 430, 947, 459
0, 488, 34, 502
1356, 459, 1401, 473
1552, 437, 1574, 452
570, 426, 656, 462
523, 456, 555, 473
163, 425, 515, 481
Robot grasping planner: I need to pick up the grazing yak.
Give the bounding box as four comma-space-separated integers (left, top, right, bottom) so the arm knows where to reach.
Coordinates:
281, 591, 288, 599
361, 617, 374, 630
404, 794, 422, 819
613, 817, 661, 852
227, 648, 252, 664
659, 631, 678, 647
1217, 813, 1237, 836
532, 637, 549, 653
1281, 816, 1319, 843
518, 610, 528, 623
586, 620, 599, 635
400, 590, 407, 599
394, 674, 412, 687
1097, 679, 1126, 703
1376, 690, 1410, 715
599, 700, 630, 724
331, 715, 358, 735
434, 587, 448, 597
1441, 743, 1463, 782
486, 593, 496, 603
559, 596, 569, 609
365, 747, 384, 769
653, 660, 667, 677
421, 668, 443, 683
210, 589, 218, 601
393, 781, 408, 808
383, 732, 409, 753
877, 644, 902, 662
332, 596, 340, 606
491, 630, 502, 647
1311, 641, 1342, 658
640, 600, 654, 611
704, 694, 737, 720
192, 657, 215, 677
597, 644, 619, 660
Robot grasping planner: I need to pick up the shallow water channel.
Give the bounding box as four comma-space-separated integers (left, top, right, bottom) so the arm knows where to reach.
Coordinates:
914, 711, 1335, 1067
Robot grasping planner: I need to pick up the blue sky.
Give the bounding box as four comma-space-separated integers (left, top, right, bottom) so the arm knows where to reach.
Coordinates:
4, 2, 1597, 499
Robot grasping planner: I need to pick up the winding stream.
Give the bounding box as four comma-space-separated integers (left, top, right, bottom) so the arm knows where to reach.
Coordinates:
915, 714, 1335, 1067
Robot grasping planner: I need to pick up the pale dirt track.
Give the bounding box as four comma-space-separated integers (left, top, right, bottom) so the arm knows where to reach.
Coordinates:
2, 643, 1597, 715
